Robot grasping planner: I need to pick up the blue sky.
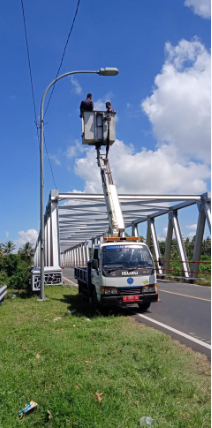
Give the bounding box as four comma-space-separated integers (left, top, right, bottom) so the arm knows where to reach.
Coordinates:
0, 0, 211, 247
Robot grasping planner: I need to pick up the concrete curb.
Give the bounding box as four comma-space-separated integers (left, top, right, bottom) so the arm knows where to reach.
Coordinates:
63, 276, 78, 288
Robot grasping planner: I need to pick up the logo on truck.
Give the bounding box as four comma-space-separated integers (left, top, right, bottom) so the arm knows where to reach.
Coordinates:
127, 277, 134, 284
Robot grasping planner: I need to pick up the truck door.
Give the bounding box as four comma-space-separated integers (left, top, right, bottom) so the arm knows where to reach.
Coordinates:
92, 247, 100, 294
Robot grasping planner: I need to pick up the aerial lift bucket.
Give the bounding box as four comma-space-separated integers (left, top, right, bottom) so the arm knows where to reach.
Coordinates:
81, 111, 116, 146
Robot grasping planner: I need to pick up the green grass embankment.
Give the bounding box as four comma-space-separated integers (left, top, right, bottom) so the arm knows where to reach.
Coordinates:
0, 286, 210, 428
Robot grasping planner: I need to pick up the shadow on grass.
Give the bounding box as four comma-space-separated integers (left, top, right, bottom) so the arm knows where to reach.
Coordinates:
7, 288, 35, 300
52, 293, 152, 319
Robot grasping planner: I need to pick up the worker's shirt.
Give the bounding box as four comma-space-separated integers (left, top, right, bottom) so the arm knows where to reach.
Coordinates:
80, 98, 94, 112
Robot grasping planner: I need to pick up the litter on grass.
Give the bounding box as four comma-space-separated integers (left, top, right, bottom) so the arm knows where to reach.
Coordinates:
53, 317, 62, 322
140, 416, 156, 426
19, 401, 38, 418
47, 410, 52, 419
86, 318, 91, 321
54, 309, 76, 321
95, 392, 103, 404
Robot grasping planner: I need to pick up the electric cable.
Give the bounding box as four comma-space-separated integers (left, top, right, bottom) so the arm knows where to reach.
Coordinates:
20, 0, 38, 131
20, 0, 58, 191
44, 133, 58, 189
44, 0, 81, 117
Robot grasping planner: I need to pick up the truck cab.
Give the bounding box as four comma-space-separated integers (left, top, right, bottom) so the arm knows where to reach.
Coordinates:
89, 238, 158, 310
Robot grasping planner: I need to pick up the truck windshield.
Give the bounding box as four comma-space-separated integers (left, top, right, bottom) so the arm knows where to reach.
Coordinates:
102, 245, 154, 268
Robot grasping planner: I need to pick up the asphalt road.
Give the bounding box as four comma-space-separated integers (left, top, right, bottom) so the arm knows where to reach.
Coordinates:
63, 268, 211, 358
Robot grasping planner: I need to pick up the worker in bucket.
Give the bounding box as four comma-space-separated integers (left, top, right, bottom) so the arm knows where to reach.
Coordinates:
80, 93, 94, 117
106, 101, 114, 112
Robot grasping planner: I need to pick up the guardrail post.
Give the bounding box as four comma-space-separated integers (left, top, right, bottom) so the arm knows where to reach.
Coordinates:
44, 218, 48, 266
47, 213, 52, 266
51, 190, 61, 267
191, 203, 206, 279
171, 210, 190, 279
147, 218, 163, 274
86, 242, 90, 262
132, 223, 138, 237
146, 222, 151, 247
73, 247, 76, 267
164, 213, 174, 276
81, 244, 85, 267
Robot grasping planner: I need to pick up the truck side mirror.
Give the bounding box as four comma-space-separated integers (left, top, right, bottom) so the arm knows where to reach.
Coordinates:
92, 259, 98, 270
159, 257, 164, 267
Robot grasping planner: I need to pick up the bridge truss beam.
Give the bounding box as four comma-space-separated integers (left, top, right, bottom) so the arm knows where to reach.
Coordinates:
34, 191, 211, 280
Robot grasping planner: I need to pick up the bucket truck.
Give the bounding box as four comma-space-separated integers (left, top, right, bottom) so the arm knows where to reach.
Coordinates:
74, 111, 159, 310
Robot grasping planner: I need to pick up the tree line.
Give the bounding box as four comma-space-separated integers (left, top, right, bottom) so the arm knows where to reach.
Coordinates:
0, 241, 34, 289
126, 234, 211, 279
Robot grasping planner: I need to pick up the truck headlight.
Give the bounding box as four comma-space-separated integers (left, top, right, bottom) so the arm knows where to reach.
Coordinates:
104, 287, 118, 295
143, 285, 156, 293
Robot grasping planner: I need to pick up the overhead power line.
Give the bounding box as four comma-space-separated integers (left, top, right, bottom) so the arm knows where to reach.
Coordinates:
20, 0, 58, 191
44, 133, 58, 189
20, 0, 38, 130
44, 0, 81, 117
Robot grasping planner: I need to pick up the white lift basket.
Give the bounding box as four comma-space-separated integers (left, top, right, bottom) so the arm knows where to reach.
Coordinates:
82, 111, 116, 145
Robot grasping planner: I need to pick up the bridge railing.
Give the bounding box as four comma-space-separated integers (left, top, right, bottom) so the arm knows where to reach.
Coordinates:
155, 260, 211, 281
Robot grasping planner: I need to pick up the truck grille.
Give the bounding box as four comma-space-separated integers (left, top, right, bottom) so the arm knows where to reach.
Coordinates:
119, 287, 142, 295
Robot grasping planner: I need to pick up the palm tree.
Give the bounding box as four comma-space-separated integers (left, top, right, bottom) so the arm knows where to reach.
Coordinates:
3, 241, 16, 255
19, 242, 34, 262
0, 243, 5, 257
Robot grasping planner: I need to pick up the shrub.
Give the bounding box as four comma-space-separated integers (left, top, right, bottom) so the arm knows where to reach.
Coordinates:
4, 254, 19, 277
0, 254, 32, 289
0, 271, 9, 286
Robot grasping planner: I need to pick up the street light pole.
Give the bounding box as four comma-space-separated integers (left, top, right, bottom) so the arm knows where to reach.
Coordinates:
39, 68, 119, 300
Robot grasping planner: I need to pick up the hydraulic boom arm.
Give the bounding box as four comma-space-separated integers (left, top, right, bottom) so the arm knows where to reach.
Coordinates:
96, 147, 125, 237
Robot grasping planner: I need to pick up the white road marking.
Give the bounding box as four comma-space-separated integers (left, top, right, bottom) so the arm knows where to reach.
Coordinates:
135, 313, 211, 350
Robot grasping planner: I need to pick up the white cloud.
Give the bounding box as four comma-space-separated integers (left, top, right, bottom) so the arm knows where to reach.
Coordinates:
72, 39, 210, 204
94, 92, 114, 111
66, 139, 87, 159
184, 0, 211, 18
142, 39, 211, 164
5, 231, 9, 238
186, 223, 197, 229
157, 227, 168, 241
15, 229, 38, 249
186, 231, 196, 239
70, 76, 82, 95
74, 139, 210, 194
48, 154, 61, 165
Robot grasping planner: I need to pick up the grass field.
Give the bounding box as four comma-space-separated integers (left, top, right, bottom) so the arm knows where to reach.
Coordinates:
0, 285, 210, 428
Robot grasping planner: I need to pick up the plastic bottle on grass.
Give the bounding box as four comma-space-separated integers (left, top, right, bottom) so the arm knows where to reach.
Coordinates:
140, 416, 156, 426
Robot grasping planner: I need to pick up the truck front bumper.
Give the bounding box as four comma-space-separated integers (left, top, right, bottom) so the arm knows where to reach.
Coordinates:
100, 293, 158, 306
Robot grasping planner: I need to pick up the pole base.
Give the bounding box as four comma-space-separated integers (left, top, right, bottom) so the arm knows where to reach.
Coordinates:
37, 298, 47, 302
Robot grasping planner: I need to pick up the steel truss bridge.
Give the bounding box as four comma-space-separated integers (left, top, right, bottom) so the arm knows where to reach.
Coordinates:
34, 190, 211, 280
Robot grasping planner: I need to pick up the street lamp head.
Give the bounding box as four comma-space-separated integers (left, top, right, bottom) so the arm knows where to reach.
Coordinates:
98, 67, 119, 76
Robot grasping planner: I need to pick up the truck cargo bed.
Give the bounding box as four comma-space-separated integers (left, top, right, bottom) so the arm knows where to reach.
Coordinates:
74, 267, 88, 284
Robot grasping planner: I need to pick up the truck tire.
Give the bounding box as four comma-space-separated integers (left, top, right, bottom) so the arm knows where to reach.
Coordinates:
138, 302, 151, 312
89, 286, 98, 311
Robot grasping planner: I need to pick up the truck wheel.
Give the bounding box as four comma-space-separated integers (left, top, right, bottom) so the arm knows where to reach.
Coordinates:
138, 302, 151, 312
89, 286, 98, 311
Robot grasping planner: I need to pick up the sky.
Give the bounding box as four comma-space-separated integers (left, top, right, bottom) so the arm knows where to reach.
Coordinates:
0, 0, 211, 248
